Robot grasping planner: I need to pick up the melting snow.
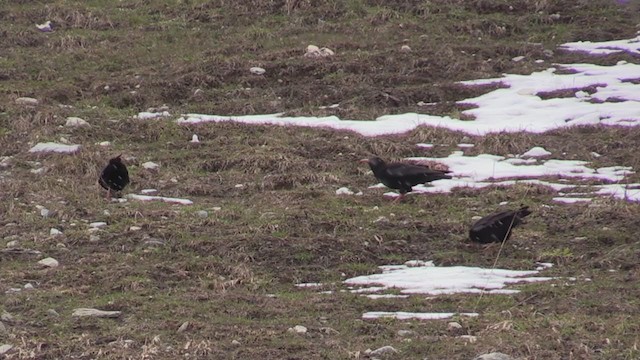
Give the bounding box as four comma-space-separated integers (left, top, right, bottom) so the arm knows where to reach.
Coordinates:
362, 312, 479, 320
29, 142, 80, 154
521, 146, 552, 158
558, 35, 640, 55
136, 111, 171, 120
127, 194, 193, 205
345, 262, 554, 296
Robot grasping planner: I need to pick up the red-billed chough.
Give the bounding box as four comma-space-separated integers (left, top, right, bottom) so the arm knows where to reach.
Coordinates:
99, 155, 130, 199
469, 206, 531, 244
360, 156, 452, 201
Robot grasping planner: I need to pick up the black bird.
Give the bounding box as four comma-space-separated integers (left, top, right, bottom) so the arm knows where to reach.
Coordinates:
469, 206, 532, 244
360, 156, 452, 201
99, 155, 130, 199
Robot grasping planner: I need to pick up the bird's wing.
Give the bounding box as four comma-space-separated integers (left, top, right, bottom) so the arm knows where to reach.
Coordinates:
384, 163, 430, 177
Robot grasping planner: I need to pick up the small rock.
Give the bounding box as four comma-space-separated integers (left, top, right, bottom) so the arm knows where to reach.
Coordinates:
473, 353, 514, 360
190, 134, 200, 143
6, 240, 18, 248
512, 55, 525, 62
471, 215, 482, 221
367, 345, 398, 357
543, 49, 554, 57
89, 235, 100, 242
549, 13, 561, 20
15, 97, 38, 106
177, 321, 189, 333
142, 161, 159, 170
47, 309, 60, 317
89, 222, 107, 228
0, 344, 13, 356
40, 208, 51, 218
397, 330, 414, 337
36, 20, 53, 32
288, 325, 307, 334
50, 228, 62, 236
24, 283, 34, 290
38, 257, 59, 268
320, 327, 339, 335
129, 226, 142, 231
98, 141, 111, 147
250, 67, 266, 75
231, 339, 241, 346
458, 335, 477, 343
0, 321, 5, 333
196, 210, 208, 218
65, 117, 90, 127
448, 322, 462, 330
400, 45, 412, 52
143, 238, 165, 247
72, 308, 122, 318
336, 187, 354, 195
212, 207, 222, 211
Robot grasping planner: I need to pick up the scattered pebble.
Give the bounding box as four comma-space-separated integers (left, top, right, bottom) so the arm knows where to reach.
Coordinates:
400, 45, 412, 52
36, 20, 52, 32
29, 142, 80, 154
72, 308, 122, 318
65, 117, 90, 127
177, 321, 190, 333
397, 330, 414, 337
512, 56, 525, 62
0, 344, 13, 356
458, 335, 477, 343
190, 134, 200, 143
473, 353, 514, 360
366, 345, 398, 357
40, 208, 51, 218
6, 240, 18, 248
15, 97, 38, 106
50, 228, 62, 236
250, 67, 266, 75
136, 111, 170, 120
38, 257, 59, 268
336, 187, 354, 195
448, 321, 462, 331
231, 339, 241, 346
304, 45, 335, 58
47, 309, 60, 317
196, 210, 208, 218
89, 222, 107, 229
591, 152, 602, 158
288, 325, 307, 334
129, 226, 142, 231
24, 283, 34, 290
89, 235, 100, 242
142, 161, 159, 170
98, 141, 111, 147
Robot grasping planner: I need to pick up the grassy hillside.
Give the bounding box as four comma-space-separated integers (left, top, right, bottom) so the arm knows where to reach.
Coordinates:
1, 0, 640, 359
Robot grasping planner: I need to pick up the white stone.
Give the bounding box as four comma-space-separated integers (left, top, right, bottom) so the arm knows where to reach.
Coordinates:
98, 141, 111, 147
448, 321, 462, 330
6, 240, 18, 248
89, 235, 100, 242
29, 142, 80, 154
24, 283, 34, 290
89, 222, 107, 228
190, 134, 200, 143
50, 228, 62, 236
16, 97, 38, 106
400, 45, 412, 52
142, 161, 159, 170
0, 344, 13, 356
177, 321, 189, 333
38, 257, 59, 268
250, 67, 266, 75
512, 56, 525, 62
459, 335, 477, 343
289, 325, 307, 334
473, 353, 514, 360
40, 208, 51, 218
367, 346, 398, 357
65, 117, 90, 127
129, 226, 142, 231
231, 339, 241, 346
72, 308, 122, 318
196, 210, 208, 218
336, 187, 354, 195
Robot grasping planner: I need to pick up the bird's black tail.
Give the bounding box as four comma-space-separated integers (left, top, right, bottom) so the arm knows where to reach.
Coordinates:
517, 206, 532, 219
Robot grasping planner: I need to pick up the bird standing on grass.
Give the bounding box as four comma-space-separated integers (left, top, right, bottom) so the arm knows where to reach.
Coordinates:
469, 206, 531, 244
98, 155, 130, 199
360, 156, 452, 201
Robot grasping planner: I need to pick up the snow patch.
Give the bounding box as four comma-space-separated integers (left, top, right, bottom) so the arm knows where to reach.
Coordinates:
29, 142, 80, 154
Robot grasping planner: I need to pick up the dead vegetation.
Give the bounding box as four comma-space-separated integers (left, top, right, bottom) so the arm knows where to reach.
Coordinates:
1, 0, 640, 359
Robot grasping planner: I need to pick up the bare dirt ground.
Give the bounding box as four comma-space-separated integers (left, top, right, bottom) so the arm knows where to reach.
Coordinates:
1, 1, 640, 359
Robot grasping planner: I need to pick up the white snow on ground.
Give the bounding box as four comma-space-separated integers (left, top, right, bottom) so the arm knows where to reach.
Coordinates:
29, 142, 80, 154
362, 311, 479, 320
558, 35, 640, 55
361, 150, 639, 202
170, 41, 640, 137
521, 146, 552, 158
345, 262, 554, 296
135, 111, 171, 120
127, 194, 193, 205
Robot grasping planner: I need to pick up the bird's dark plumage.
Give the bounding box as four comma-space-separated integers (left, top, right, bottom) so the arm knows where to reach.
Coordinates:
99, 155, 129, 197
469, 206, 532, 244
361, 156, 451, 199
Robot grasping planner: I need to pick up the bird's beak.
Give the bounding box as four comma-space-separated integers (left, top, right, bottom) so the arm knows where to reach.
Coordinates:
358, 159, 369, 164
